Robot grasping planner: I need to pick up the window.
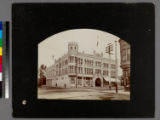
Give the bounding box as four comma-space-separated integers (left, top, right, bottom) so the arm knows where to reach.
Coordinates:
103, 63, 108, 68
111, 64, 116, 69
62, 69, 64, 75
127, 49, 130, 61
56, 71, 58, 76
111, 71, 116, 78
65, 59, 68, 65
69, 66, 75, 73
103, 70, 108, 75
56, 64, 58, 69
69, 56, 74, 63
96, 61, 101, 67
95, 69, 101, 74
59, 70, 61, 76
59, 63, 61, 68
65, 68, 68, 74
89, 68, 93, 74
80, 59, 83, 65
71, 78, 75, 84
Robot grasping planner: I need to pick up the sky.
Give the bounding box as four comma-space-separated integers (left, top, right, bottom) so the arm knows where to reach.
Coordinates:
38, 29, 122, 76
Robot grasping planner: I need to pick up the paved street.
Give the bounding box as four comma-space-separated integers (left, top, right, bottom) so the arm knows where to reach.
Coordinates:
38, 86, 130, 100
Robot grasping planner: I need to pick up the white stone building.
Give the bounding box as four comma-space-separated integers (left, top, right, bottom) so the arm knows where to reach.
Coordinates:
46, 42, 116, 88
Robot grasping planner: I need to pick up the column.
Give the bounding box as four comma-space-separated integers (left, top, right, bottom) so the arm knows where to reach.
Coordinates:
101, 77, 103, 88
90, 78, 92, 87
93, 78, 95, 88
83, 77, 85, 87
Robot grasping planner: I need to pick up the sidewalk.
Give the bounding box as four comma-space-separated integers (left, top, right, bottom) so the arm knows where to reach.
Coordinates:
38, 86, 130, 100
104, 89, 130, 95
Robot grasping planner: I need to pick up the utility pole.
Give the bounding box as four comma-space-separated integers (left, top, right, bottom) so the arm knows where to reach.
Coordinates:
75, 57, 78, 88
106, 43, 113, 90
115, 40, 118, 93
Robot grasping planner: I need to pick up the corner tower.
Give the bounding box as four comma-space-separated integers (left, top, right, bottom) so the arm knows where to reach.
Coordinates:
68, 42, 79, 55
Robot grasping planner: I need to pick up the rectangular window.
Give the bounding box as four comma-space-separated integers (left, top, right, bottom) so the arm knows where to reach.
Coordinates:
65, 68, 67, 74
95, 69, 101, 74
111, 71, 116, 78
69, 66, 75, 73
127, 49, 130, 61
71, 78, 75, 84
111, 64, 116, 69
103, 70, 108, 75
81, 59, 83, 65
69, 56, 74, 63
103, 63, 108, 68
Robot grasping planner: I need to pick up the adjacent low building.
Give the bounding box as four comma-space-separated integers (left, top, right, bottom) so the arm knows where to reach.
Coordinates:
119, 39, 130, 90
46, 42, 116, 88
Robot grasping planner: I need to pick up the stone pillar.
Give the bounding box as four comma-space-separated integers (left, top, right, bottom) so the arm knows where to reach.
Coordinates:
90, 78, 92, 87
93, 78, 95, 88
84, 77, 86, 87
101, 77, 103, 88
82, 77, 84, 87
83, 77, 85, 87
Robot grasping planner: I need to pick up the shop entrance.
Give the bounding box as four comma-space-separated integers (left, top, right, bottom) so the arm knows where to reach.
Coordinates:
95, 78, 101, 87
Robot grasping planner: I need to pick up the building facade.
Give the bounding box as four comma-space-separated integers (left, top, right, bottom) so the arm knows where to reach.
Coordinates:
119, 39, 130, 89
46, 42, 116, 88
38, 65, 47, 86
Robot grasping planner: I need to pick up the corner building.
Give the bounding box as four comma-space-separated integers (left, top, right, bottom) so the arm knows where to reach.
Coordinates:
46, 42, 116, 88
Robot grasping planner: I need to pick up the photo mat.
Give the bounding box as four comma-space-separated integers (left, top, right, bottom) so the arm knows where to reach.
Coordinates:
12, 3, 155, 118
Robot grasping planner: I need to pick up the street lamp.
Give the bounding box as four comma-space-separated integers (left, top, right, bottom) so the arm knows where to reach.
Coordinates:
105, 43, 113, 90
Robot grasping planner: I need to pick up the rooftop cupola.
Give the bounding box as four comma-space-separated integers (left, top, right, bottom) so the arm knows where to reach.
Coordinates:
68, 42, 79, 55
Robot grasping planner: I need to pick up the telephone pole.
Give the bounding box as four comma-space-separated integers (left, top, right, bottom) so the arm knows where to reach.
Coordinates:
75, 57, 78, 88
106, 43, 113, 90
115, 40, 118, 93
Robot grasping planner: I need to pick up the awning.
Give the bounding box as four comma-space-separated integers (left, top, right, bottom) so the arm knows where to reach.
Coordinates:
103, 76, 116, 82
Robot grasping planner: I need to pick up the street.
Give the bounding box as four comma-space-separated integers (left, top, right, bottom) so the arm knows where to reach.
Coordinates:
38, 86, 130, 100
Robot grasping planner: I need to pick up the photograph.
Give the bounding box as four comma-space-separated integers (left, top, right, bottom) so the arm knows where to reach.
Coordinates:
38, 29, 130, 100
12, 3, 155, 118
